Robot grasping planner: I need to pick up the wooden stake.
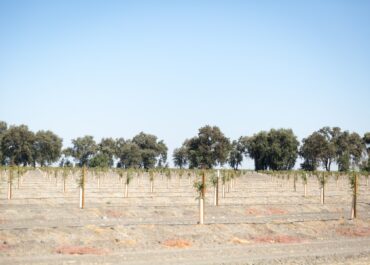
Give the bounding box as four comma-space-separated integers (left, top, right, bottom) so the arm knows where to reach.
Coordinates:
199, 171, 205, 225
7, 169, 12, 200
216, 170, 219, 206
79, 166, 86, 209
351, 174, 358, 219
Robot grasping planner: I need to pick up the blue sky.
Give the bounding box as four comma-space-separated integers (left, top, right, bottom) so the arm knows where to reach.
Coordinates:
1, 1, 369, 168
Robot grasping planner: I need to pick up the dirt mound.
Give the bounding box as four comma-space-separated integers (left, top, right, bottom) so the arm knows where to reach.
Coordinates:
162, 239, 191, 248
336, 227, 370, 237
252, 235, 302, 244
55, 246, 108, 255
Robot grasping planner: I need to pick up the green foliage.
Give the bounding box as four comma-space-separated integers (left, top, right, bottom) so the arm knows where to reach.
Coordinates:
116, 133, 167, 169
1, 125, 35, 166
316, 171, 328, 187
193, 179, 206, 198
98, 138, 116, 167
300, 127, 365, 172
179, 125, 231, 169
228, 138, 245, 170
349, 173, 357, 192
33, 130, 62, 167
245, 129, 299, 171
68, 136, 97, 167
89, 153, 111, 168
126, 170, 133, 185
0, 121, 8, 165
173, 147, 188, 168
209, 171, 218, 187
335, 131, 364, 172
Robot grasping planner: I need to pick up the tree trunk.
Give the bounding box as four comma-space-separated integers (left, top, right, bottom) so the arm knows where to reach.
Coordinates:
351, 175, 358, 219
150, 179, 153, 193
222, 184, 225, 198
199, 197, 204, 224
125, 183, 128, 198
79, 187, 84, 209
80, 167, 86, 209
320, 185, 325, 204
97, 176, 100, 190
216, 172, 219, 206
63, 178, 66, 193
199, 171, 205, 225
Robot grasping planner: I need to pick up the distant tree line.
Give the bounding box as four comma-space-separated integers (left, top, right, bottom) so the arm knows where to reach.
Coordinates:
0, 121, 369, 172
0, 121, 167, 169
173, 125, 369, 172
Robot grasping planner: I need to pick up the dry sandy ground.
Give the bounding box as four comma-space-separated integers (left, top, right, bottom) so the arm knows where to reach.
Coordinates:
1, 170, 370, 264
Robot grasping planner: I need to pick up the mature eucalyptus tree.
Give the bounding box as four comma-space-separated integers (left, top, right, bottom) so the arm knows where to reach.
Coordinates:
0, 121, 8, 165
300, 127, 364, 172
228, 138, 245, 170
335, 131, 364, 171
97, 137, 116, 167
116, 140, 142, 168
300, 132, 328, 171
364, 132, 370, 171
68, 136, 97, 167
1, 125, 35, 166
180, 125, 231, 169
33, 130, 62, 166
173, 146, 188, 169
132, 132, 168, 169
244, 129, 299, 171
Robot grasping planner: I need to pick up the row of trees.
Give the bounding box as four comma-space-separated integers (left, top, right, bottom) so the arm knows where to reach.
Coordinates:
174, 126, 370, 172
1, 121, 369, 172
62, 133, 167, 169
0, 122, 62, 166
0, 121, 167, 169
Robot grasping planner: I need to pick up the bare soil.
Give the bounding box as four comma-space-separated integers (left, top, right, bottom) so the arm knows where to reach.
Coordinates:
1, 170, 370, 264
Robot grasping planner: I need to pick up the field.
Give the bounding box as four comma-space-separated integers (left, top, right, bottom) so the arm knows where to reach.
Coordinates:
1, 169, 370, 265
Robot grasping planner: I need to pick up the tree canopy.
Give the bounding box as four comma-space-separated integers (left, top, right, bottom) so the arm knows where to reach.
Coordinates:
245, 129, 299, 171
174, 125, 231, 169
300, 127, 365, 172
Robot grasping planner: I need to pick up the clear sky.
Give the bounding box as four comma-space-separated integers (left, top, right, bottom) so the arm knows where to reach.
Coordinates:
1, 1, 369, 168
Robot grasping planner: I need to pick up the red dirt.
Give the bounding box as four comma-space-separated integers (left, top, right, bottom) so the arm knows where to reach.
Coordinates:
162, 239, 191, 248
105, 210, 125, 218
252, 235, 303, 244
336, 227, 370, 237
55, 246, 108, 255
0, 243, 10, 252
266, 207, 288, 215
245, 208, 263, 215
